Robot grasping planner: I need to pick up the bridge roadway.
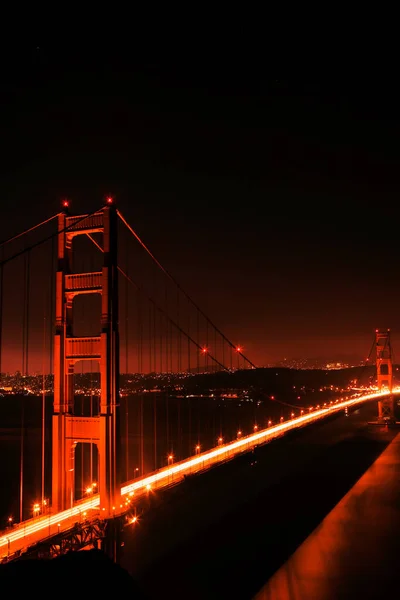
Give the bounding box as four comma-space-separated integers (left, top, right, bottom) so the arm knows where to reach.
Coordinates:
0, 389, 392, 562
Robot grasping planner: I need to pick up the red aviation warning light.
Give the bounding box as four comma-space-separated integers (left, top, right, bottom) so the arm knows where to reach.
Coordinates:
106, 196, 113, 204
62, 199, 69, 209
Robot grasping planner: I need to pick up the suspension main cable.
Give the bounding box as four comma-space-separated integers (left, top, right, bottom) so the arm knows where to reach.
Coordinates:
0, 208, 104, 269
0, 213, 60, 248
117, 209, 257, 369
85, 232, 230, 371
359, 337, 377, 385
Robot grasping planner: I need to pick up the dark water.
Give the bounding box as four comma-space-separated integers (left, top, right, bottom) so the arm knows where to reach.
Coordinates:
118, 402, 397, 599
0, 391, 297, 525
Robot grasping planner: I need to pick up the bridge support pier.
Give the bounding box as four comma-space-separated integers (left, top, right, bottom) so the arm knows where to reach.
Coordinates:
52, 203, 121, 517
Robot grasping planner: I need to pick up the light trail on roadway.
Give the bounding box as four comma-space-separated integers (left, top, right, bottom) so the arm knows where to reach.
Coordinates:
0, 388, 395, 560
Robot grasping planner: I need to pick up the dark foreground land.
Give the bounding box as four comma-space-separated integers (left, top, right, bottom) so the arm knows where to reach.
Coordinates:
0, 549, 148, 597
0, 401, 396, 599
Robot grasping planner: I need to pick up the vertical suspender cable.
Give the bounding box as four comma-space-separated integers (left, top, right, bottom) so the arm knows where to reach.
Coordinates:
49, 236, 55, 373
20, 252, 29, 522
197, 309, 200, 371
222, 333, 225, 372
149, 304, 152, 374
140, 395, 144, 476
160, 305, 163, 374
41, 291, 46, 509
177, 289, 181, 373
206, 320, 208, 373
196, 308, 200, 447
22, 253, 29, 375
90, 360, 93, 486
153, 387, 157, 470
140, 299, 144, 475
20, 398, 24, 522
165, 285, 169, 453
125, 241, 129, 481
170, 318, 173, 373
81, 360, 84, 496
80, 288, 85, 496
0, 248, 3, 379
153, 302, 157, 375
187, 297, 191, 455
139, 285, 144, 476
177, 288, 181, 456
89, 256, 94, 488
214, 328, 217, 374
25, 252, 30, 376
153, 303, 157, 470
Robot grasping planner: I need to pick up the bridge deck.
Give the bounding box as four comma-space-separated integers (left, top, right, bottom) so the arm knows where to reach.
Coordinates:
0, 391, 390, 562
254, 430, 400, 600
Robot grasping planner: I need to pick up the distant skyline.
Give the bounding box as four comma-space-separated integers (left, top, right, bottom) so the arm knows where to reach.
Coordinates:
1, 48, 400, 371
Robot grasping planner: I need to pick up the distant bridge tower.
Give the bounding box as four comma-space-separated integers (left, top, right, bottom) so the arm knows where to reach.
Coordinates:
375, 329, 395, 423
52, 202, 120, 516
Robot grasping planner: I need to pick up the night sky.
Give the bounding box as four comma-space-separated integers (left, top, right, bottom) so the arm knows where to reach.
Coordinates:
1, 46, 400, 367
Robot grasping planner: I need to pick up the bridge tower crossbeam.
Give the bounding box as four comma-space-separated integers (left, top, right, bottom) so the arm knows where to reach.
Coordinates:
52, 203, 120, 517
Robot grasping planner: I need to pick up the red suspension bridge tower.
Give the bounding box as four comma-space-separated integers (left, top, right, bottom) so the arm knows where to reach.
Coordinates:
375, 328, 395, 423
52, 201, 120, 516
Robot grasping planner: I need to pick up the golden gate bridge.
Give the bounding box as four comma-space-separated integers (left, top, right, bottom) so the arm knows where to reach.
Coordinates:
0, 198, 396, 562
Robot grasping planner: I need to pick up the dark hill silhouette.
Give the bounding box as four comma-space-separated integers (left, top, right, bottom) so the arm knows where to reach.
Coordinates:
0, 550, 148, 598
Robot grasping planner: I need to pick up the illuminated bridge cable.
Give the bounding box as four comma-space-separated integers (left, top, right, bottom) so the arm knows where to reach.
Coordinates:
85, 233, 230, 372
0, 249, 3, 377
357, 337, 377, 386
117, 209, 257, 369
19, 250, 31, 522
125, 242, 130, 480
0, 207, 105, 269
41, 296, 47, 510
23, 251, 30, 376
0, 213, 60, 248
123, 270, 229, 372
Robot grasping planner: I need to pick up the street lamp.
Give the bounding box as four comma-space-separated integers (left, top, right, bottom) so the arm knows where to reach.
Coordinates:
218, 436, 223, 445
195, 444, 200, 455
168, 454, 174, 465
